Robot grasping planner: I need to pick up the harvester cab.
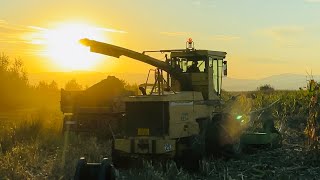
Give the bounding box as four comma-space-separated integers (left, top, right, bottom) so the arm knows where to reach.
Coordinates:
140, 38, 227, 101
80, 38, 240, 169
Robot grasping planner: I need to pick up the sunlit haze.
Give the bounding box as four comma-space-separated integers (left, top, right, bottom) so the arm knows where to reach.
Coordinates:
2, 0, 320, 79
35, 23, 109, 71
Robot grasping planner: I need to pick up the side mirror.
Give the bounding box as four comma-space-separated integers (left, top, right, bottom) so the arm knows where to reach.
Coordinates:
223, 61, 227, 76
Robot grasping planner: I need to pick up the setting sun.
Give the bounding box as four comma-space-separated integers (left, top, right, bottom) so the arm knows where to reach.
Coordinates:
40, 23, 109, 71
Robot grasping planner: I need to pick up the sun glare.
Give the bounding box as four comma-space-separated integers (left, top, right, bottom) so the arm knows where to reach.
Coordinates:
41, 23, 108, 71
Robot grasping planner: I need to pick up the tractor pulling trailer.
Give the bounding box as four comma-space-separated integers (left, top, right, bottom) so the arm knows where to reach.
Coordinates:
77, 38, 242, 167
71, 39, 281, 176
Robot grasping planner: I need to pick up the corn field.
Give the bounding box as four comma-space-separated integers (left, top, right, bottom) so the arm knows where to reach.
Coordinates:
1, 85, 320, 179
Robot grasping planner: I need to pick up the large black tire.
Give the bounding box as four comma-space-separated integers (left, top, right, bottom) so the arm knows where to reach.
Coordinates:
74, 157, 117, 180
175, 135, 205, 171
221, 137, 243, 158
205, 113, 243, 158
111, 149, 142, 169
205, 121, 221, 156
111, 149, 127, 169
270, 132, 283, 149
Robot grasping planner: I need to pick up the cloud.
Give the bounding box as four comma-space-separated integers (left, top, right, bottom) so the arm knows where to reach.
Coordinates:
0, 21, 36, 46
191, 0, 216, 7
27, 25, 127, 34
27, 26, 48, 31
263, 26, 304, 38
192, 0, 201, 5
0, 21, 37, 34
257, 26, 305, 47
95, 27, 127, 33
305, 0, 320, 2
160, 31, 191, 37
210, 35, 240, 42
160, 32, 240, 42
250, 57, 288, 64
0, 20, 127, 56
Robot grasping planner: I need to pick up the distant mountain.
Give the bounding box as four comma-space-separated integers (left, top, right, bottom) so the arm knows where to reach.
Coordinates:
223, 73, 314, 91
28, 72, 316, 91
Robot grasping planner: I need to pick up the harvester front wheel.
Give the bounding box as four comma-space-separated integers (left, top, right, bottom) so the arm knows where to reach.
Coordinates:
111, 149, 143, 169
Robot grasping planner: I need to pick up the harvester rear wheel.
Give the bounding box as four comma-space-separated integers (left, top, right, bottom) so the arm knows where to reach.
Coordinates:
269, 132, 283, 149
176, 149, 202, 171
111, 149, 128, 169
175, 135, 205, 171
205, 121, 221, 156
111, 149, 143, 169
205, 113, 243, 157
221, 137, 243, 158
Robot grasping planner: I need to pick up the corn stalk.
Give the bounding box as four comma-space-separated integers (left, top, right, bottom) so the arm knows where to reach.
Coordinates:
304, 80, 320, 149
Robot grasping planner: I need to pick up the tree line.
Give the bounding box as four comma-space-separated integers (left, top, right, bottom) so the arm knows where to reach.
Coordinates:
0, 54, 84, 110
0, 53, 139, 110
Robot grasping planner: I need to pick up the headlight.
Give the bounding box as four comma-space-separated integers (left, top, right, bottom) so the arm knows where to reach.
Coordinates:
236, 115, 243, 120
236, 115, 245, 123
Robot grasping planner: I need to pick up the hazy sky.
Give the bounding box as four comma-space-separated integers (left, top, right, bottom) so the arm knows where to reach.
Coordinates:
1, 0, 320, 79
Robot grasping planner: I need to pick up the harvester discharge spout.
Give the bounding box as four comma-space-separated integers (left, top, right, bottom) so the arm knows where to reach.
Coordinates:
80, 38, 189, 90
80, 38, 170, 71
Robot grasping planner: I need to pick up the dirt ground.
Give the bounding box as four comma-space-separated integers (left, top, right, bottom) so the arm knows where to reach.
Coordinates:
116, 128, 320, 180
209, 144, 320, 179
201, 129, 320, 180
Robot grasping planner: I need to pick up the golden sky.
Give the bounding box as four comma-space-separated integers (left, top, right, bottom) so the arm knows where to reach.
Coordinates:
2, 0, 320, 79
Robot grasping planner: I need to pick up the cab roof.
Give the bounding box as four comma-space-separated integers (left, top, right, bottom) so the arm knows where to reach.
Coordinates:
171, 49, 226, 59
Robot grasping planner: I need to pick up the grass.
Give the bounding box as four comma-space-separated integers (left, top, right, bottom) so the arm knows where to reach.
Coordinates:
0, 108, 111, 179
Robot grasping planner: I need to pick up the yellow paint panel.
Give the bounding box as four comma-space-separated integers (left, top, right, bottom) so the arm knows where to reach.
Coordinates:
114, 139, 131, 153
137, 128, 150, 136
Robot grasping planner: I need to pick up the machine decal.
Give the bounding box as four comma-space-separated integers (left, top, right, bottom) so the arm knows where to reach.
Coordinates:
65, 120, 76, 125
170, 102, 193, 107
181, 113, 189, 121
137, 128, 150, 136
164, 143, 172, 152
